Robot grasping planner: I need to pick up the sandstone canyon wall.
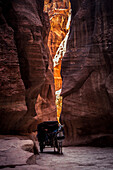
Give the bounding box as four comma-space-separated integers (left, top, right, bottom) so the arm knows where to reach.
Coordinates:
61, 0, 113, 146
44, 0, 71, 92
44, 0, 71, 120
0, 0, 57, 134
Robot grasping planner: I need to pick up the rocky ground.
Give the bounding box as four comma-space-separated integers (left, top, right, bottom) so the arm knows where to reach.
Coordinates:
0, 136, 113, 170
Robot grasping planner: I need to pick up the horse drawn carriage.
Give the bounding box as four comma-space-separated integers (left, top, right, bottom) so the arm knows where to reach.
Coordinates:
37, 121, 65, 154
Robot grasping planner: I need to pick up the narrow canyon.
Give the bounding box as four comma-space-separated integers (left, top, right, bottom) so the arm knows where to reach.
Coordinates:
0, 0, 113, 147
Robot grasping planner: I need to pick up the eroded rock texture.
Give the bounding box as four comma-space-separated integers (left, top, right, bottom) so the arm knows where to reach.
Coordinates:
44, 0, 70, 58
44, 0, 71, 91
61, 0, 113, 145
0, 0, 56, 134
0, 137, 34, 167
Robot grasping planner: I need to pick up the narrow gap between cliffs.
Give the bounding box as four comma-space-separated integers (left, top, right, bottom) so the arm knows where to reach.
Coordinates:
44, 0, 71, 121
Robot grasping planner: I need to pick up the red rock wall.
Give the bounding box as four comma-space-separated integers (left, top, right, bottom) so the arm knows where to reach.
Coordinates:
44, 0, 70, 59
44, 0, 71, 92
0, 0, 57, 134
0, 7, 27, 134
61, 0, 113, 146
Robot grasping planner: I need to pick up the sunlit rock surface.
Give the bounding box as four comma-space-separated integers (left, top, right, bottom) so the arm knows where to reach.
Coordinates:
61, 0, 113, 146
44, 0, 71, 120
44, 0, 71, 58
0, 0, 57, 134
44, 0, 71, 92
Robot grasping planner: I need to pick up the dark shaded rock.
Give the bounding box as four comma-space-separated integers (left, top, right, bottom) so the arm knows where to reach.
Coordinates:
61, 0, 113, 145
0, 0, 57, 134
0, 6, 27, 133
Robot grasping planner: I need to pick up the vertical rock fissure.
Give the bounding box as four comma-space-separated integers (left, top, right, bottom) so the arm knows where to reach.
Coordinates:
44, 0, 71, 121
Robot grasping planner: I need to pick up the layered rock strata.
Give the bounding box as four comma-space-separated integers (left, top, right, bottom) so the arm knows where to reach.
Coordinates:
61, 0, 113, 145
44, 0, 70, 58
0, 0, 57, 134
44, 0, 71, 120
44, 0, 71, 91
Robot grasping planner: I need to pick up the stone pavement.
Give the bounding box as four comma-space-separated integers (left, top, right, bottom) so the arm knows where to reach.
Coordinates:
0, 136, 113, 170
35, 147, 113, 170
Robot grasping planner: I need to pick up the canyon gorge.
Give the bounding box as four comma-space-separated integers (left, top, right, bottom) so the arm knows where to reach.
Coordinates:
44, 0, 71, 120
0, 0, 113, 147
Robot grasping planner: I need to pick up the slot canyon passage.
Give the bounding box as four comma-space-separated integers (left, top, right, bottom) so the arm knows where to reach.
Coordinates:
0, 0, 113, 169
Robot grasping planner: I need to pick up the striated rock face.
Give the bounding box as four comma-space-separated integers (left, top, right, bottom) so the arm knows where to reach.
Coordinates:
44, 0, 71, 91
61, 0, 113, 145
44, 0, 70, 59
0, 0, 57, 134
0, 3, 27, 134
44, 0, 71, 120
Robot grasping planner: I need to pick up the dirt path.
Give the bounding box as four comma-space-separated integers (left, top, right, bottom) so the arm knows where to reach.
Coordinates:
35, 147, 113, 170
1, 136, 113, 170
